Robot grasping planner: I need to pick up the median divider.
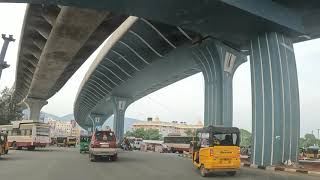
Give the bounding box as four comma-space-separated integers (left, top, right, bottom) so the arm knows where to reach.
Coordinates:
241, 162, 320, 177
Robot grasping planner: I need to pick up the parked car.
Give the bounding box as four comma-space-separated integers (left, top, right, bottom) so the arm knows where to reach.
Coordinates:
89, 129, 117, 161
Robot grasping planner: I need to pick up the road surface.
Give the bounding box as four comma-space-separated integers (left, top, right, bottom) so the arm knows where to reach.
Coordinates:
0, 147, 318, 180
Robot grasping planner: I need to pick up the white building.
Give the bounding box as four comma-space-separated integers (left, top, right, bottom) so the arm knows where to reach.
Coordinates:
132, 117, 203, 137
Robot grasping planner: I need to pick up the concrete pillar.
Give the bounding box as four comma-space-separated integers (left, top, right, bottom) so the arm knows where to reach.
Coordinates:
111, 96, 131, 142
250, 32, 300, 166
24, 98, 48, 121
0, 34, 15, 79
90, 113, 108, 129
192, 40, 246, 127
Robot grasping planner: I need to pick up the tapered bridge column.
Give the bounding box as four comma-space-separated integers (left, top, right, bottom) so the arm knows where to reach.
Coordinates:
111, 96, 131, 142
250, 32, 300, 166
192, 40, 246, 127
24, 98, 48, 121
90, 113, 108, 129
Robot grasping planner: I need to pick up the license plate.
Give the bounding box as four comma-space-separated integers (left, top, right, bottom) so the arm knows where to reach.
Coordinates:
220, 159, 231, 164
101, 144, 109, 148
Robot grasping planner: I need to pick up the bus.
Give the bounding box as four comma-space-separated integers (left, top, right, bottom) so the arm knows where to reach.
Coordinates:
0, 120, 50, 150
163, 136, 196, 153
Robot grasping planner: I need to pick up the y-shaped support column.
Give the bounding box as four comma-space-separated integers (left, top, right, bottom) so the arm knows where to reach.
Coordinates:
111, 96, 131, 142
90, 113, 109, 130
24, 98, 48, 121
250, 32, 300, 166
192, 40, 246, 127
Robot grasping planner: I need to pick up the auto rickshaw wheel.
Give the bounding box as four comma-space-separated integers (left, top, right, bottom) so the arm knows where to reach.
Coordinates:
227, 171, 236, 176
200, 165, 208, 177
5, 150, 8, 154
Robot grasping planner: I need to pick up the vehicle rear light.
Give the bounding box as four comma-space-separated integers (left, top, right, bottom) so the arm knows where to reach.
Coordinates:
108, 142, 116, 148
91, 141, 100, 148
210, 149, 214, 156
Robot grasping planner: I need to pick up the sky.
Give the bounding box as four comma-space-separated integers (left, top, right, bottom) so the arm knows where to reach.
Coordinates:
0, 3, 320, 136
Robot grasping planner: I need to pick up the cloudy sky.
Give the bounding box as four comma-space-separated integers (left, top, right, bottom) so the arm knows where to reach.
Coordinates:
0, 3, 319, 136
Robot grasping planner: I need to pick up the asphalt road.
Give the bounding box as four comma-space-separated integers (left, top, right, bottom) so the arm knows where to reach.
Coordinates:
0, 147, 319, 180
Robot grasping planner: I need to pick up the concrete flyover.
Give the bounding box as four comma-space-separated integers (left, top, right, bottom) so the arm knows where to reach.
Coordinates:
12, 4, 127, 120
3, 0, 320, 167
74, 16, 246, 142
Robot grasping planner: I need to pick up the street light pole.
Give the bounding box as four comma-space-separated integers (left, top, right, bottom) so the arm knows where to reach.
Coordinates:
0, 34, 15, 80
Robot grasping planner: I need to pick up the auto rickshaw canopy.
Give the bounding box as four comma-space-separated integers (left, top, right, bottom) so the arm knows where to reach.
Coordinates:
195, 126, 240, 146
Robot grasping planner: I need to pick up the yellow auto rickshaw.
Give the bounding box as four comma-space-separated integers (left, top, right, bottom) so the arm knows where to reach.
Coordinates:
191, 126, 241, 177
0, 132, 8, 156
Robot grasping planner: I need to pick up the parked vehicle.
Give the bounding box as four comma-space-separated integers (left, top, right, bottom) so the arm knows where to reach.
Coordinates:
80, 135, 91, 153
305, 145, 320, 159
0, 120, 49, 150
50, 137, 57, 145
66, 136, 77, 147
133, 138, 143, 150
164, 136, 195, 153
57, 137, 67, 147
0, 132, 8, 156
191, 126, 241, 177
89, 129, 117, 161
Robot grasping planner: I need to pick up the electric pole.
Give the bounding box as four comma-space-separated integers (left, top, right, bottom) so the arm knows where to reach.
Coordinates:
0, 34, 15, 80
317, 129, 320, 140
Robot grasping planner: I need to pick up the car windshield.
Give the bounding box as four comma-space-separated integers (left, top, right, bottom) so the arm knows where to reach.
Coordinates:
95, 131, 115, 142
80, 137, 90, 142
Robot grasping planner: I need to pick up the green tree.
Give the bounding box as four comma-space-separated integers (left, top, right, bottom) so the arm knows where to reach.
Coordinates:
240, 129, 252, 147
184, 129, 193, 136
299, 134, 320, 148
125, 128, 162, 140
0, 87, 22, 124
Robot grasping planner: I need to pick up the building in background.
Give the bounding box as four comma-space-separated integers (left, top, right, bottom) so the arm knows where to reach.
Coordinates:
132, 117, 203, 137
48, 119, 81, 137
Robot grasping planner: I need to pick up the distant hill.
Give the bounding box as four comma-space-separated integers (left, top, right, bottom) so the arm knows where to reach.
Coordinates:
59, 114, 75, 121
103, 116, 144, 132
42, 112, 74, 122
42, 112, 143, 132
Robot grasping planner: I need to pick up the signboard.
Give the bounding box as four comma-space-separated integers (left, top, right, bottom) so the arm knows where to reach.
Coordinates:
224, 51, 236, 73
118, 100, 127, 111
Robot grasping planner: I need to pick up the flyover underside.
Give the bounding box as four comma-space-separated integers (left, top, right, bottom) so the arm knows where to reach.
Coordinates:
74, 17, 199, 129
13, 4, 126, 120
76, 45, 201, 129
6, 0, 320, 48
